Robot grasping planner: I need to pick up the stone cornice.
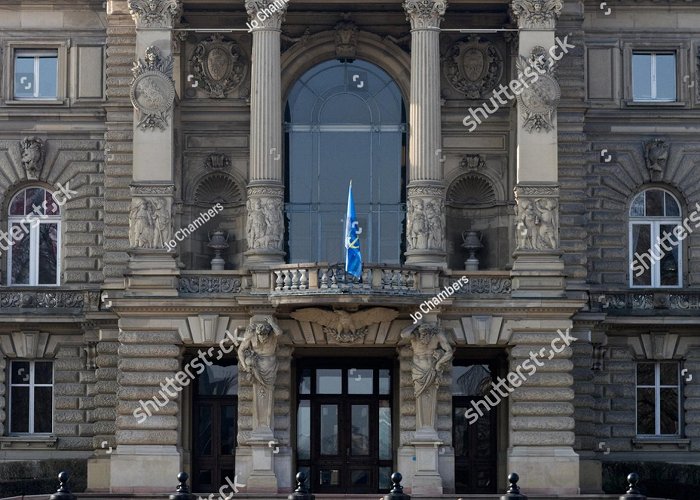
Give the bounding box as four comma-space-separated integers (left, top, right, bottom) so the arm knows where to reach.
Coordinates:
128, 0, 182, 28
403, 0, 447, 30
511, 0, 562, 30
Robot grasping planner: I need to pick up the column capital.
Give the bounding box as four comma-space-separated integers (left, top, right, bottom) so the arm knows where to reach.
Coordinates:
511, 0, 562, 30
127, 0, 182, 28
403, 0, 447, 30
245, 0, 288, 30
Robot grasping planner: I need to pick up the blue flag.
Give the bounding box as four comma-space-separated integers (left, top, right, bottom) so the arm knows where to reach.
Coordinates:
345, 181, 362, 278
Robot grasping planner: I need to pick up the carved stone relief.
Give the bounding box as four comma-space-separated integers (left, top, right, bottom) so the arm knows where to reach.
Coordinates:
130, 46, 175, 131
644, 138, 669, 180
290, 307, 398, 344
443, 36, 503, 99
335, 18, 359, 62
447, 174, 497, 206
510, 0, 562, 29
514, 186, 559, 251
191, 35, 247, 98
406, 186, 445, 251
246, 188, 283, 251
516, 46, 560, 133
204, 152, 231, 170
128, 194, 173, 249
460, 153, 486, 171
128, 0, 182, 28
400, 323, 454, 432
19, 137, 45, 180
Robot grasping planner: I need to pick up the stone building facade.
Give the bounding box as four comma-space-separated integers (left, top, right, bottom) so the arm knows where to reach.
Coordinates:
0, 0, 699, 498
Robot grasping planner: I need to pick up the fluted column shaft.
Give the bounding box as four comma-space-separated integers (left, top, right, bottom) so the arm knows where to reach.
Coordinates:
403, 0, 447, 267
244, 0, 287, 266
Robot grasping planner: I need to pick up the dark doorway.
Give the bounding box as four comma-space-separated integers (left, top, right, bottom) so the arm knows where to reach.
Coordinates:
452, 361, 498, 494
191, 358, 238, 492
296, 360, 393, 494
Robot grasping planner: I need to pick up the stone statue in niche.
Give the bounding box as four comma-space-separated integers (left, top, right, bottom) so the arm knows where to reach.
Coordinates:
129, 198, 155, 248
644, 138, 669, 179
401, 323, 453, 435
235, 316, 283, 436
20, 137, 45, 180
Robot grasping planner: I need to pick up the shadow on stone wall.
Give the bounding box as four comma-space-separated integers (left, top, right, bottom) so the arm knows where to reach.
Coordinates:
603, 461, 700, 500
0, 459, 86, 497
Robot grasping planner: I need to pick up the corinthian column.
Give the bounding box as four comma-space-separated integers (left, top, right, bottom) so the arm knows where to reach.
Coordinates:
510, 0, 565, 297
403, 0, 447, 268
244, 0, 287, 266
125, 0, 181, 294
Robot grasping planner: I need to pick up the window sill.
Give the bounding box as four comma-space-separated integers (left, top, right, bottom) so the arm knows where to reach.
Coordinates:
0, 435, 58, 450
4, 99, 66, 106
623, 100, 687, 107
632, 437, 690, 450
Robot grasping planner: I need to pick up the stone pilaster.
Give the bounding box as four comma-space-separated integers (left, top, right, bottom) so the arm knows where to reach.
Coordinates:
0, 353, 5, 436
87, 334, 119, 491
244, 0, 287, 266
55, 345, 93, 450
110, 326, 181, 493
403, 0, 447, 267
126, 0, 180, 291
510, 0, 565, 297
684, 347, 700, 451
508, 326, 579, 495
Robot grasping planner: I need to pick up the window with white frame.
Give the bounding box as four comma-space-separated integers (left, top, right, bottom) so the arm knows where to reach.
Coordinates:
636, 361, 680, 436
9, 360, 54, 434
13, 49, 59, 100
7, 187, 61, 286
632, 52, 676, 102
629, 189, 682, 288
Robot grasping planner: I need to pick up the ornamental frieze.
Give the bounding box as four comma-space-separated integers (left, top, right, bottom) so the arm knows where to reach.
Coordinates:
510, 0, 562, 29
443, 36, 503, 99
130, 47, 175, 131
290, 307, 398, 344
516, 46, 560, 133
191, 35, 247, 98
128, 0, 182, 28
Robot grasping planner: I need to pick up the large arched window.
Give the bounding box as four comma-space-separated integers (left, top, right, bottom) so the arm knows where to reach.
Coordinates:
629, 188, 682, 288
285, 59, 406, 264
7, 187, 61, 285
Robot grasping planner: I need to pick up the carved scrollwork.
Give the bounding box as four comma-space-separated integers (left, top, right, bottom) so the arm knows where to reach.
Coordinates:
191, 35, 248, 98
19, 137, 45, 180
178, 276, 242, 294
130, 46, 175, 130
403, 0, 447, 30
443, 36, 503, 99
511, 0, 562, 29
516, 46, 560, 133
128, 0, 182, 28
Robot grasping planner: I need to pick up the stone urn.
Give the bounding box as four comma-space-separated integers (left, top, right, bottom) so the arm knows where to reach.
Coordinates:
208, 230, 230, 271
461, 230, 483, 271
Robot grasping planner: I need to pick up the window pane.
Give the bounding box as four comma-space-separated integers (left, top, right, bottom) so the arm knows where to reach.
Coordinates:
660, 363, 678, 385
350, 404, 370, 456
452, 365, 492, 396
14, 55, 35, 98
350, 470, 370, 487
38, 56, 58, 98
25, 188, 44, 215
34, 386, 52, 433
664, 192, 680, 217
11, 361, 31, 384
297, 400, 311, 460
378, 369, 390, 395
320, 404, 338, 455
379, 401, 392, 460
10, 386, 30, 433
645, 190, 664, 216
655, 54, 676, 101
34, 361, 53, 384
38, 223, 59, 285
637, 362, 655, 385
659, 224, 680, 286
220, 405, 235, 455
299, 368, 311, 395
631, 224, 651, 287
632, 54, 652, 100
348, 369, 373, 394
45, 190, 60, 215
10, 191, 25, 216
196, 405, 212, 455
636, 387, 655, 434
630, 193, 645, 217
660, 388, 678, 434
316, 369, 342, 394
197, 363, 237, 396
379, 467, 392, 490
11, 224, 31, 285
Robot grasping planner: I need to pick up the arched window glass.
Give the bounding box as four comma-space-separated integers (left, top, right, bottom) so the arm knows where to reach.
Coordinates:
629, 188, 682, 287
7, 187, 61, 285
285, 59, 406, 264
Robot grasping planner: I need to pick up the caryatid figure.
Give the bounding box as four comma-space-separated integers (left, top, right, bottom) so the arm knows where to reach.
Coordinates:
235, 316, 283, 436
401, 323, 454, 433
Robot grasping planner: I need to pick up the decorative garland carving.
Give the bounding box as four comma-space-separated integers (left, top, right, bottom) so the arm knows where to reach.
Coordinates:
403, 0, 447, 30
443, 36, 503, 99
191, 35, 247, 98
130, 46, 175, 131
516, 46, 560, 133
128, 0, 182, 28
511, 0, 562, 29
